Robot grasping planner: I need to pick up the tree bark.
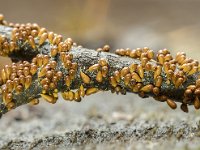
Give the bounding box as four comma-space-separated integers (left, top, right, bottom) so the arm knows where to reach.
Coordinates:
0, 24, 199, 117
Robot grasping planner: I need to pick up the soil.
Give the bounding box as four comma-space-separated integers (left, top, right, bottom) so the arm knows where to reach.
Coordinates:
1, 92, 200, 150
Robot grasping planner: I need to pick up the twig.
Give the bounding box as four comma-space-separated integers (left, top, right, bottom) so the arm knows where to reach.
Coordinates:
0, 14, 200, 118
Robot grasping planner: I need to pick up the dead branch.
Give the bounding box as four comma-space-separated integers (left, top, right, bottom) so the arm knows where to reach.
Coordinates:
0, 15, 200, 117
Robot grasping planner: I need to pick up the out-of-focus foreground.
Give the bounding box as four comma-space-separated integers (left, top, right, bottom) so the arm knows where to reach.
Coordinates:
1, 0, 200, 149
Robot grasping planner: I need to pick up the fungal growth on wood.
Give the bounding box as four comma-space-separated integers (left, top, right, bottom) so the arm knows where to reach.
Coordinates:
0, 14, 200, 118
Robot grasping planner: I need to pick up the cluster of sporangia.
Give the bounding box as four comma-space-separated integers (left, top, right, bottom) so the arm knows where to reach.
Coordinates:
0, 14, 200, 113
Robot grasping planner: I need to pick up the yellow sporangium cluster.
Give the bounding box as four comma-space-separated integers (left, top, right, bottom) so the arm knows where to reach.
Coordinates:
0, 13, 200, 114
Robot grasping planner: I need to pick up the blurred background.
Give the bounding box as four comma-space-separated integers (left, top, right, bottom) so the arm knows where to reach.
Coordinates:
1, 0, 200, 149
1, 0, 200, 59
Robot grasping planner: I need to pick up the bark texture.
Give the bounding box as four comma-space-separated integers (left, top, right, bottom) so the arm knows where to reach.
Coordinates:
0, 24, 199, 118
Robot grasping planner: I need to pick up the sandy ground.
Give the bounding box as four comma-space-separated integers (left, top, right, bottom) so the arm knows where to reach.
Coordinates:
1, 92, 200, 150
